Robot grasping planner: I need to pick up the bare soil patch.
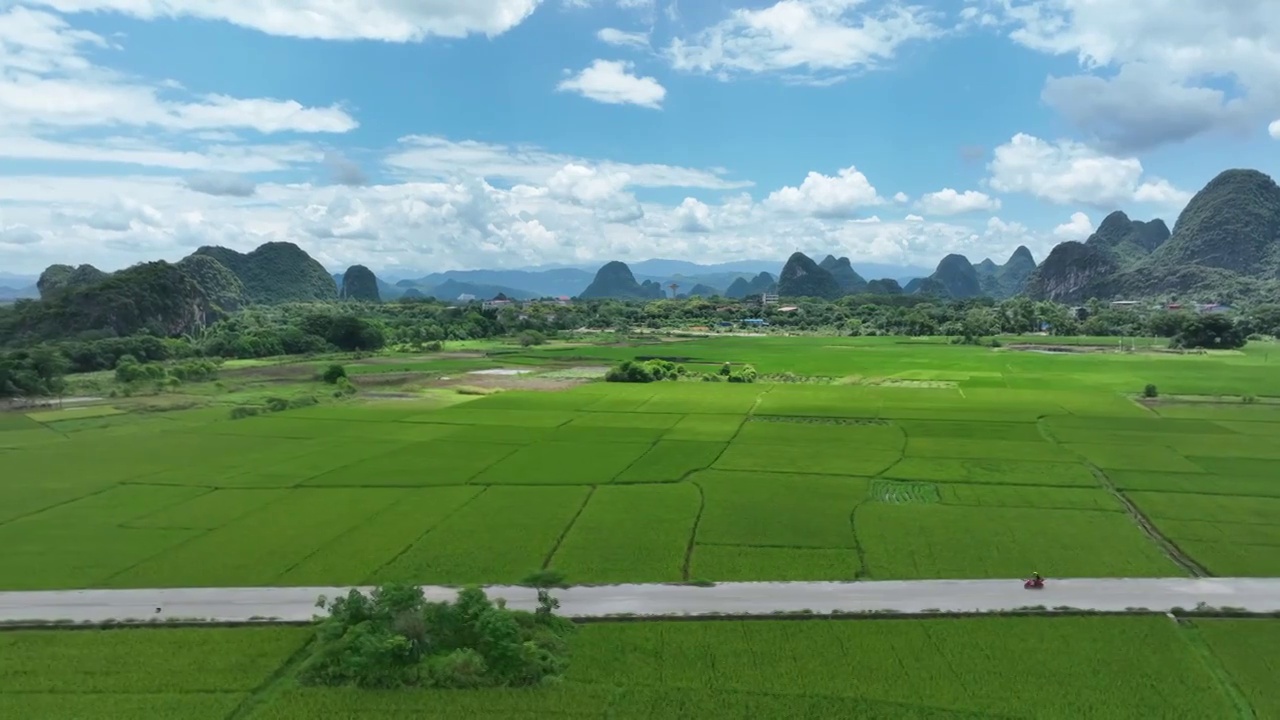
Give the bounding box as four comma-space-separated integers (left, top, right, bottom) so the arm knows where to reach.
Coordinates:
428, 374, 588, 392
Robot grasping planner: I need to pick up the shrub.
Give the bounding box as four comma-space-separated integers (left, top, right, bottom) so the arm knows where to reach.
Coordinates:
229, 406, 262, 420
604, 359, 677, 383
1243, 395, 1258, 404
322, 364, 347, 384
521, 569, 568, 588
289, 396, 319, 409
298, 584, 573, 690
332, 377, 358, 397
1143, 384, 1158, 398
518, 331, 547, 347
265, 397, 290, 413
423, 340, 444, 352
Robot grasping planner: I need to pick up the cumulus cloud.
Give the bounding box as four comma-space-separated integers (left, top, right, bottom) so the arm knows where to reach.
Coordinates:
665, 0, 940, 83
987, 133, 1190, 208
1053, 211, 1094, 240
893, 191, 909, 204
0, 9, 355, 135
916, 188, 1000, 215
1271, 119, 1280, 139
557, 59, 666, 108
597, 28, 649, 48
992, 0, 1280, 150
20, 0, 541, 41
674, 197, 712, 232
765, 166, 883, 217
184, 171, 257, 197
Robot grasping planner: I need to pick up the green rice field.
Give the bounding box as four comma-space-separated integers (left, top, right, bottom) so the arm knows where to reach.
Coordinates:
1, 337, 1278, 589
2, 617, 1277, 719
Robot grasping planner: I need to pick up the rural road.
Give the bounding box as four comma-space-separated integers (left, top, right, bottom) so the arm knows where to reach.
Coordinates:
2, 578, 1279, 624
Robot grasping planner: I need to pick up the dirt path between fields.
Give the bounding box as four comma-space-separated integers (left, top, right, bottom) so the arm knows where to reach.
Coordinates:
2, 578, 1278, 625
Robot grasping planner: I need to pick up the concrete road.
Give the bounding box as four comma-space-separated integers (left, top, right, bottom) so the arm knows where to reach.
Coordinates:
2, 578, 1279, 625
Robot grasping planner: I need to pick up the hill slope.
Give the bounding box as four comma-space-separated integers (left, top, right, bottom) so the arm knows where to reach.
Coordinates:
579, 261, 664, 300
917, 254, 981, 298
190, 242, 336, 304
778, 253, 841, 299
819, 255, 868, 293
339, 265, 381, 302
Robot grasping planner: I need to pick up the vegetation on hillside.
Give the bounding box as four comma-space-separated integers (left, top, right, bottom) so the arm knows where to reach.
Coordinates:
579, 261, 664, 300
339, 265, 381, 302
177, 255, 247, 314
819, 255, 868, 293
778, 252, 842, 299
299, 584, 573, 690
192, 242, 337, 304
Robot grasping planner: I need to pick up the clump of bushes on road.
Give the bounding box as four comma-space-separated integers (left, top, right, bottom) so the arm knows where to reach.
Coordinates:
1143, 384, 1158, 398
321, 363, 347, 384
298, 583, 573, 690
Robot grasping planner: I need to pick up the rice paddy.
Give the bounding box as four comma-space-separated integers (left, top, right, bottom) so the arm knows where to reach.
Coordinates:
1, 337, 1278, 589
2, 335, 1279, 717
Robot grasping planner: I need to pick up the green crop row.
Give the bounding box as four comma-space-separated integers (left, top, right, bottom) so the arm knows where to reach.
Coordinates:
10, 618, 1276, 719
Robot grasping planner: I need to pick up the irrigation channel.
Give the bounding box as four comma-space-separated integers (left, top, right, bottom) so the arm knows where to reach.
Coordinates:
3, 578, 1279, 625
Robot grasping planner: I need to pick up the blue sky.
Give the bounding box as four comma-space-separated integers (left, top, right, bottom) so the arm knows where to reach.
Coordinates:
1, 0, 1278, 276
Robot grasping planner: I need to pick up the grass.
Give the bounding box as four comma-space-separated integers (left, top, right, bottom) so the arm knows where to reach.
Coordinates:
2, 336, 1279, 589
4, 618, 1272, 719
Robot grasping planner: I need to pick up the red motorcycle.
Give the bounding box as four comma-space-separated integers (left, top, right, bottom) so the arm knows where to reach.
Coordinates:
1024, 576, 1045, 590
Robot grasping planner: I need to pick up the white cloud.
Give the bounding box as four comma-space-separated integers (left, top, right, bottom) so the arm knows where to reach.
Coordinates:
22, 0, 542, 41
546, 163, 631, 205
916, 188, 1000, 215
992, 0, 1280, 150
0, 165, 1062, 277
0, 225, 43, 246
1270, 119, 1280, 139
597, 28, 649, 48
987, 133, 1189, 208
674, 197, 712, 232
0, 9, 354, 133
1052, 211, 1094, 241
383, 135, 748, 191
765, 166, 883, 217
665, 0, 940, 82
892, 191, 909, 203
557, 59, 666, 108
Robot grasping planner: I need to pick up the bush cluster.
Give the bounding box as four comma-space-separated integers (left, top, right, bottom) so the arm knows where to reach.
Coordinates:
114, 355, 219, 385
701, 362, 757, 383
298, 584, 574, 690
604, 359, 685, 383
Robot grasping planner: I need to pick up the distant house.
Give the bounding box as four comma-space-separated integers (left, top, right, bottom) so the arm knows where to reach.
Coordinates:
1110, 300, 1139, 310
555, 296, 572, 305
1165, 303, 1183, 311
742, 318, 769, 327
778, 306, 799, 313
761, 293, 780, 305
483, 293, 514, 310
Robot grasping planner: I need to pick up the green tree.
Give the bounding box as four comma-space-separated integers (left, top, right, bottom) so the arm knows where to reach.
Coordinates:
1172, 314, 1247, 349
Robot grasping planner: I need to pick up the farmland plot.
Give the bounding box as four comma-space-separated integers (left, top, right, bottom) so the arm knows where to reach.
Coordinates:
470, 441, 651, 485
883, 457, 1098, 487
551, 484, 699, 583
613, 441, 726, 483
0, 627, 308, 720
107, 488, 411, 587
1126, 492, 1280, 575
690, 545, 859, 581
304, 440, 519, 486
1196, 620, 1280, 719
1109, 469, 1280, 498
371, 485, 588, 585
715, 441, 900, 476
1065, 443, 1205, 473
662, 414, 744, 442
277, 486, 483, 585
694, 470, 867, 549
858, 504, 1179, 578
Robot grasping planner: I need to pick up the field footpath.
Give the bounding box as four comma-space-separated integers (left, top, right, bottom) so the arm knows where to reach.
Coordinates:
3, 578, 1279, 626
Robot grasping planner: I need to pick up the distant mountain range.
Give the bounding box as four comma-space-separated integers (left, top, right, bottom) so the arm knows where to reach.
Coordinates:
15, 167, 1276, 311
